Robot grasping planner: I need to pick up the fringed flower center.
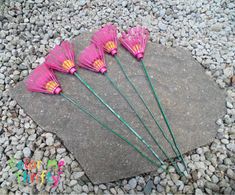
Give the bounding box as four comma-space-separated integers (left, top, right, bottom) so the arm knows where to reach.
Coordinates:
45, 81, 59, 93
104, 41, 117, 53
93, 59, 105, 71
62, 60, 75, 72
132, 44, 142, 53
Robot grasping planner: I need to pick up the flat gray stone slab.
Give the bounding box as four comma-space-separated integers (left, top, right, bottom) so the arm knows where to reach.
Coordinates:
10, 33, 225, 184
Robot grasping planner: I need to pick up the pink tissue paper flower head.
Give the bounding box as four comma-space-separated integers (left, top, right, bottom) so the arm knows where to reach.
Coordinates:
25, 63, 62, 95
119, 26, 149, 60
45, 40, 77, 74
78, 43, 107, 74
91, 23, 118, 56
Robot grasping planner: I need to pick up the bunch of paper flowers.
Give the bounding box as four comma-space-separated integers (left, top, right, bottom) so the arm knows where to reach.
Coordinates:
25, 24, 187, 175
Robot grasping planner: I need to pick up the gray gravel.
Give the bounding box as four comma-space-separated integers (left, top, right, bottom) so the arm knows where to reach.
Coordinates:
0, 0, 234, 194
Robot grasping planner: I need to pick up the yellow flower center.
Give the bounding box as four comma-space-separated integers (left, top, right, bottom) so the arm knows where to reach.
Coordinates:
132, 44, 141, 53
45, 81, 59, 93
62, 60, 75, 71
93, 59, 104, 71
104, 41, 116, 52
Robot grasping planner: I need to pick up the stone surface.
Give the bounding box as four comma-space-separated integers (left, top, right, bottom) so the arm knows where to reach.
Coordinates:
10, 33, 225, 184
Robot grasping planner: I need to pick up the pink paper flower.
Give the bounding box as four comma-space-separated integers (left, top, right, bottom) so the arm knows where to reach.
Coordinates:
78, 44, 107, 74
119, 26, 149, 60
26, 64, 62, 94
91, 24, 118, 56
45, 41, 77, 74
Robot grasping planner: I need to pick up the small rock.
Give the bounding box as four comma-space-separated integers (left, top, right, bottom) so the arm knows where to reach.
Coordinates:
24, 123, 30, 129
14, 151, 23, 159
143, 180, 153, 194
64, 156, 72, 164
195, 162, 206, 170
218, 164, 227, 172
57, 148, 66, 154
195, 188, 203, 195
79, 0, 87, 6
9, 100, 17, 108
221, 139, 229, 144
0, 44, 5, 50
70, 180, 78, 187
71, 161, 79, 169
124, 184, 131, 191
211, 175, 219, 183
171, 173, 180, 183
223, 67, 233, 78
28, 134, 36, 141
73, 185, 82, 193
211, 23, 223, 31
227, 169, 235, 180
109, 187, 116, 194
128, 178, 137, 189
154, 176, 160, 184
99, 184, 107, 190
33, 150, 43, 160
226, 101, 233, 109
122, 1, 127, 7
21, 70, 28, 77
205, 181, 220, 192
46, 136, 54, 146
168, 166, 175, 173
73, 172, 85, 179
158, 21, 167, 31
178, 181, 184, 191
156, 184, 164, 193
224, 187, 232, 194
0, 73, 4, 80
82, 185, 89, 193
177, 162, 185, 172
0, 189, 8, 194
227, 143, 235, 152
216, 118, 223, 126
196, 148, 203, 155
208, 165, 215, 172
224, 158, 232, 165
191, 154, 200, 161
23, 147, 31, 158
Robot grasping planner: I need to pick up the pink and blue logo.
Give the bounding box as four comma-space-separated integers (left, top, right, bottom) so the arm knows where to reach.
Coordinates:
7, 157, 65, 188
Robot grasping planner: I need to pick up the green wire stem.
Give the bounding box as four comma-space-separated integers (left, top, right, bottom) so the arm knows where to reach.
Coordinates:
73, 72, 164, 165
140, 59, 187, 172
105, 72, 183, 175
113, 55, 183, 176
60, 93, 165, 171
114, 56, 178, 156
